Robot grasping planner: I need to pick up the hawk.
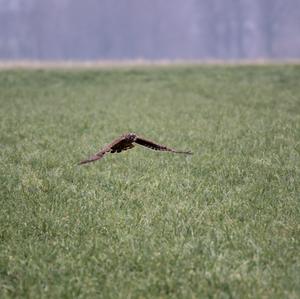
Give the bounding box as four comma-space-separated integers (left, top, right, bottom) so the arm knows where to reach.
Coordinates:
79, 132, 192, 165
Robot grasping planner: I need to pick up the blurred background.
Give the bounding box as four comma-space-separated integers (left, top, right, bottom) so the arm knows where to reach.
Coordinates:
1, 0, 300, 61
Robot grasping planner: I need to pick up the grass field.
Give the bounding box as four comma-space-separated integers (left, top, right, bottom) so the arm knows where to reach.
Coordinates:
1, 65, 300, 298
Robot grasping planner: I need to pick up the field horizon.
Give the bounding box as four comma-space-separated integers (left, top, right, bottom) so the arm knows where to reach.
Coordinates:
1, 65, 299, 298
1, 59, 300, 70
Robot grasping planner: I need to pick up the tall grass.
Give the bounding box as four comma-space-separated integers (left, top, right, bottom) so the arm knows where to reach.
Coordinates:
1, 65, 300, 298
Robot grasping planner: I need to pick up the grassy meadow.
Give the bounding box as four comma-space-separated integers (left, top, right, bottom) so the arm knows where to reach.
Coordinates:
0, 65, 300, 298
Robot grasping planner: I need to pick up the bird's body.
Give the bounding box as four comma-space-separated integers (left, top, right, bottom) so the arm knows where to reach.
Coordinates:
79, 132, 192, 165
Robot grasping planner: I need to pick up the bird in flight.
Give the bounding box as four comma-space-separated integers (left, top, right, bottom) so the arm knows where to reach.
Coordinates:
79, 132, 192, 165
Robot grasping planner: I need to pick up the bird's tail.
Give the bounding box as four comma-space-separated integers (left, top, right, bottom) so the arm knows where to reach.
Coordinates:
78, 155, 102, 165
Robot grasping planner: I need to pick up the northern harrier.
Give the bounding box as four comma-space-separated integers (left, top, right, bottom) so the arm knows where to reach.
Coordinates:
79, 132, 192, 165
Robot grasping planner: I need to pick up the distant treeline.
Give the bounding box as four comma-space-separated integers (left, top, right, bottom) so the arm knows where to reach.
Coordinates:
1, 0, 300, 60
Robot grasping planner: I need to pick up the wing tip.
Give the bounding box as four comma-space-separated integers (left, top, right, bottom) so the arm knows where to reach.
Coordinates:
173, 150, 193, 155
78, 155, 102, 165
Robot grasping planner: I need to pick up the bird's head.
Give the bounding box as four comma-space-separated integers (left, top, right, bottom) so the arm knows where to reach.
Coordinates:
126, 132, 137, 141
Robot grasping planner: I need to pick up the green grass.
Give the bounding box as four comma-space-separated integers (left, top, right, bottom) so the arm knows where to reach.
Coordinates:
0, 65, 300, 299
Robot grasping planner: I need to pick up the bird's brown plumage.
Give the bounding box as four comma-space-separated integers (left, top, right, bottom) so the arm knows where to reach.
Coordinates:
79, 132, 192, 165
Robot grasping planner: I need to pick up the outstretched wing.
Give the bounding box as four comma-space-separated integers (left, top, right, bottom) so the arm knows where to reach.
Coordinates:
78, 150, 107, 165
79, 135, 134, 165
134, 136, 192, 154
